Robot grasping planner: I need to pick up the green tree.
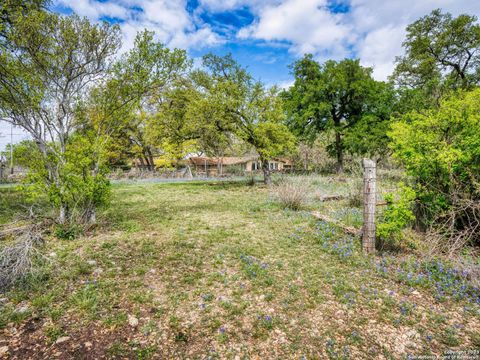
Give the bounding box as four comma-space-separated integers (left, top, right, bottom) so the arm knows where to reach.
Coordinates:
82, 30, 190, 173
0, 0, 46, 48
284, 55, 393, 172
393, 9, 480, 102
0, 12, 121, 223
2, 140, 41, 169
193, 54, 295, 184
389, 89, 480, 242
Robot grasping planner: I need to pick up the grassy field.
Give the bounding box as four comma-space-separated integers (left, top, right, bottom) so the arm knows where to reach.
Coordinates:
0, 178, 479, 359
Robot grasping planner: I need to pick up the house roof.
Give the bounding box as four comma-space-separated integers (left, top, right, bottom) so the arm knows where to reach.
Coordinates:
189, 156, 292, 166
276, 157, 293, 166
189, 156, 256, 166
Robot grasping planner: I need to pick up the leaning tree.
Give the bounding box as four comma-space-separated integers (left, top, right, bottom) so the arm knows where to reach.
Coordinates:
191, 54, 295, 184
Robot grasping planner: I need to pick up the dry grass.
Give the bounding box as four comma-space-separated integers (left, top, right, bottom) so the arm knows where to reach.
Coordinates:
271, 176, 311, 210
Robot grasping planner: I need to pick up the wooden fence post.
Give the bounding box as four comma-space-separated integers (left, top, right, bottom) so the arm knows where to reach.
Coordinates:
362, 159, 376, 254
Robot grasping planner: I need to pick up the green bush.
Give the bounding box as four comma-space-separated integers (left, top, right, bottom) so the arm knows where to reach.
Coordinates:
389, 89, 480, 247
21, 133, 111, 224
54, 223, 83, 240
377, 184, 416, 249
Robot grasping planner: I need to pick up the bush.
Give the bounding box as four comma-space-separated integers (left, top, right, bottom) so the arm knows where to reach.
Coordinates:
377, 184, 416, 249
389, 89, 480, 250
271, 177, 310, 210
54, 223, 83, 240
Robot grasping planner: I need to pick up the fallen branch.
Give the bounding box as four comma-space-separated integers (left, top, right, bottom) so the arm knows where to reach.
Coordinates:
0, 223, 47, 291
311, 211, 362, 236
320, 195, 345, 202
0, 225, 31, 240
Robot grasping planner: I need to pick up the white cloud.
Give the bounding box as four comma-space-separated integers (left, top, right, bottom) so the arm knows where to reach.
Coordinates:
57, 0, 128, 19
238, 0, 353, 60
277, 79, 294, 90
54, 0, 480, 81
55, 0, 224, 52
199, 0, 277, 12
233, 0, 480, 80
349, 0, 480, 79
357, 25, 405, 80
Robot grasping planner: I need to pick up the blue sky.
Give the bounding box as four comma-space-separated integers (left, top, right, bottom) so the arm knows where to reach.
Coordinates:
1, 0, 480, 150
48, 0, 480, 84
51, 0, 298, 86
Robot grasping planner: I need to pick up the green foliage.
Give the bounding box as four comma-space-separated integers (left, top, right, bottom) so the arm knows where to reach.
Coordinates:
284, 55, 394, 172
0, 0, 47, 48
393, 9, 480, 102
1, 140, 41, 169
0, 11, 120, 222
20, 134, 112, 221
377, 185, 416, 246
82, 30, 190, 170
192, 53, 295, 183
389, 89, 480, 226
54, 223, 82, 240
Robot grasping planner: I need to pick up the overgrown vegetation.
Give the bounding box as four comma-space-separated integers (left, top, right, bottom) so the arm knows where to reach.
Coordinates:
389, 90, 480, 253
1, 2, 480, 358
377, 185, 416, 250
0, 181, 478, 358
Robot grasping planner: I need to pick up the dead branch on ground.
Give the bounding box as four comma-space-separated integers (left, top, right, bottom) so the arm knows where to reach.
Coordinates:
311, 211, 361, 237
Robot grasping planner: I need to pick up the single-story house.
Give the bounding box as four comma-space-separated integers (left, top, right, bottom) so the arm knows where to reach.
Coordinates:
189, 156, 292, 176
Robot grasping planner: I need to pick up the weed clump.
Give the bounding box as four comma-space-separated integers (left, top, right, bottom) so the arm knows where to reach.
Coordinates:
271, 177, 310, 210
347, 177, 363, 207
54, 223, 83, 240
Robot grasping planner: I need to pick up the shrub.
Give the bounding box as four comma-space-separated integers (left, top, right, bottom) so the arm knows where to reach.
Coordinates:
271, 177, 309, 210
389, 89, 480, 251
54, 223, 83, 240
377, 184, 416, 249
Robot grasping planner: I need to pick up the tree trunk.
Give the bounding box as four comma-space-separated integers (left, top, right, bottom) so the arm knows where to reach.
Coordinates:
142, 152, 152, 171
335, 131, 344, 174
261, 158, 271, 185
84, 205, 96, 224
59, 203, 68, 224
146, 148, 155, 172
